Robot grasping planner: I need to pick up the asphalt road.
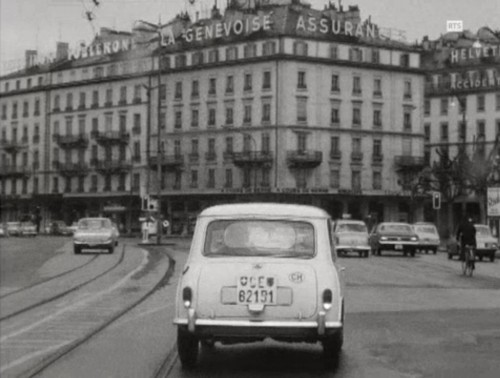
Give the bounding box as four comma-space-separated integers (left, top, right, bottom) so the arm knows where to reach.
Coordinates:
1, 237, 499, 378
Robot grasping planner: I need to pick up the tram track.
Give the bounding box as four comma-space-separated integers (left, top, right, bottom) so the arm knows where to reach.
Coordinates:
21, 247, 175, 378
0, 247, 126, 322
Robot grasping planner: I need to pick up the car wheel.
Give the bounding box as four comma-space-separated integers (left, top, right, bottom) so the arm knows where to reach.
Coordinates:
322, 328, 343, 368
358, 251, 362, 258
377, 249, 382, 256
447, 253, 452, 260
410, 249, 416, 257
74, 245, 81, 254
478, 255, 483, 262
433, 248, 437, 255
108, 245, 114, 254
177, 327, 199, 369
490, 253, 496, 262
364, 251, 369, 258
200, 339, 215, 350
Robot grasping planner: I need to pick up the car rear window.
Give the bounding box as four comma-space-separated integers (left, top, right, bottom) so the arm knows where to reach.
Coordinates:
414, 225, 437, 234
380, 224, 412, 233
475, 226, 491, 236
337, 223, 367, 233
78, 219, 110, 229
204, 220, 315, 258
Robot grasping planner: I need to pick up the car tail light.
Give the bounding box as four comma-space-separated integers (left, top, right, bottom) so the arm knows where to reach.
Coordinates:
182, 287, 192, 308
322, 289, 333, 310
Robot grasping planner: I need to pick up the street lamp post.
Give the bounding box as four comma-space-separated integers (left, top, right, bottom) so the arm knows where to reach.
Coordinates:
134, 19, 166, 245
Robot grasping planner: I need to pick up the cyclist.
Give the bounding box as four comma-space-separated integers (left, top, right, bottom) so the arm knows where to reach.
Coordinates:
456, 216, 476, 267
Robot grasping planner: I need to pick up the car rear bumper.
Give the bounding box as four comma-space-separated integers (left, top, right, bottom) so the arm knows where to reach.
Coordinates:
378, 242, 417, 250
174, 316, 343, 340
74, 241, 113, 249
336, 245, 370, 253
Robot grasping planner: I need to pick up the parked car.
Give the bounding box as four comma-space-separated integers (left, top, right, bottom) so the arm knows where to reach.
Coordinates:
73, 217, 119, 254
6, 222, 22, 236
46, 220, 72, 235
332, 219, 370, 257
20, 222, 37, 237
369, 222, 419, 257
0, 223, 7, 237
67, 222, 79, 234
412, 222, 440, 254
448, 224, 498, 262
173, 203, 345, 369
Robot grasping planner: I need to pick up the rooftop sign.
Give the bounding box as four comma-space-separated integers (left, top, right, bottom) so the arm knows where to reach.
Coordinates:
450, 44, 500, 63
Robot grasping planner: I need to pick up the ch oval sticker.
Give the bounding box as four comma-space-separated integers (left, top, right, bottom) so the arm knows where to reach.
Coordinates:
289, 272, 304, 284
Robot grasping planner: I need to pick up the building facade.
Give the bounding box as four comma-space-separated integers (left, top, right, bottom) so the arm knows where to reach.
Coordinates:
422, 27, 500, 236
0, 0, 427, 233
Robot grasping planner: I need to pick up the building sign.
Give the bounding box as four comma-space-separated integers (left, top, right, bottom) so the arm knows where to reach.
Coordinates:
487, 187, 500, 217
446, 20, 463, 32
449, 68, 500, 90
450, 44, 500, 64
161, 14, 272, 45
295, 16, 378, 39
68, 39, 134, 60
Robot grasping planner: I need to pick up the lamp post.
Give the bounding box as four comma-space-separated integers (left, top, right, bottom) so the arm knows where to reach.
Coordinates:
134, 19, 166, 245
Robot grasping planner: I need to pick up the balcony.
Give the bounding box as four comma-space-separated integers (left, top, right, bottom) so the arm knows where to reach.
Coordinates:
372, 154, 384, 165
94, 159, 132, 174
330, 150, 342, 160
188, 153, 199, 163
223, 151, 234, 161
205, 152, 217, 162
0, 164, 31, 178
148, 154, 184, 171
55, 162, 89, 177
53, 133, 89, 149
394, 155, 425, 171
233, 151, 273, 167
91, 130, 130, 145
286, 150, 322, 168
351, 152, 364, 162
0, 139, 28, 153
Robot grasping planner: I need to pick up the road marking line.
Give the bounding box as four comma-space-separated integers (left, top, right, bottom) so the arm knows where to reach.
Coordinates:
0, 341, 69, 374
0, 249, 149, 343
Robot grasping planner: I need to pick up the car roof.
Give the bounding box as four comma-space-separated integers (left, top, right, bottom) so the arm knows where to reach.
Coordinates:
379, 222, 412, 226
199, 203, 330, 219
336, 219, 365, 224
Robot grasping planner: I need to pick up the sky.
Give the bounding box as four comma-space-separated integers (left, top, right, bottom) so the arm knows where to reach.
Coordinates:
1, 0, 499, 74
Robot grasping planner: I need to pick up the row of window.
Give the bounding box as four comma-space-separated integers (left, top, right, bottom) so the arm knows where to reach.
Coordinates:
427, 119, 500, 142
0, 167, 385, 196
424, 93, 500, 116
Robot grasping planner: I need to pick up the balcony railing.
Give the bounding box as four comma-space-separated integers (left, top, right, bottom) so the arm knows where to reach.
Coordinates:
188, 153, 199, 163
372, 154, 384, 165
55, 162, 89, 177
233, 151, 273, 167
205, 152, 217, 162
351, 152, 364, 162
0, 139, 29, 153
91, 130, 130, 145
148, 154, 184, 171
286, 150, 322, 168
330, 150, 342, 160
53, 133, 89, 149
394, 155, 425, 170
0, 164, 31, 178
94, 159, 132, 173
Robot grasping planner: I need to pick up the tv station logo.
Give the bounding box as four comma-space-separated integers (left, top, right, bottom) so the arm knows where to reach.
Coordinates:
446, 20, 463, 32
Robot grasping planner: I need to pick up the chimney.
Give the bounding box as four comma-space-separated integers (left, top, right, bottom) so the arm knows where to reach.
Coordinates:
25, 50, 38, 68
56, 42, 69, 60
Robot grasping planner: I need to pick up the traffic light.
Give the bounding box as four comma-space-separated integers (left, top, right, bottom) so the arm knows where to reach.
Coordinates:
432, 192, 441, 210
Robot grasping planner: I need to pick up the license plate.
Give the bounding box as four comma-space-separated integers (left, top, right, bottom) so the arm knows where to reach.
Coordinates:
395, 244, 403, 250
237, 275, 277, 305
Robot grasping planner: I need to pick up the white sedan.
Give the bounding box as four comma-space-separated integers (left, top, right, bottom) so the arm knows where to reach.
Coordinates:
73, 218, 119, 254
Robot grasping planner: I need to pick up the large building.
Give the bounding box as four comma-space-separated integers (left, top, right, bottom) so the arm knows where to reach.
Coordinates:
0, 0, 426, 234
422, 27, 500, 236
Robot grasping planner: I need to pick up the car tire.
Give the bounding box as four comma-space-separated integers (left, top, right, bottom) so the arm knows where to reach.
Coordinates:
74, 245, 81, 254
448, 253, 452, 260
433, 248, 437, 255
410, 249, 416, 257
479, 255, 483, 262
364, 251, 369, 258
322, 328, 343, 368
377, 249, 382, 256
200, 339, 215, 350
177, 327, 199, 369
108, 245, 114, 254
490, 253, 496, 262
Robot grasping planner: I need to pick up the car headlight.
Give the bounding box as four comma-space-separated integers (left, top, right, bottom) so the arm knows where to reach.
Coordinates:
411, 236, 418, 241
380, 236, 388, 241
486, 243, 497, 248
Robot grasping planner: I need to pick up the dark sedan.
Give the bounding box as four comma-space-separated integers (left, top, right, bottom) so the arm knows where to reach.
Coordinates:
370, 222, 419, 257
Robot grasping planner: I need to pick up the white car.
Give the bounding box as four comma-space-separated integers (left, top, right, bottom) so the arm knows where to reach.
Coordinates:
73, 217, 119, 254
332, 219, 370, 257
173, 203, 345, 369
412, 222, 440, 254
474, 224, 498, 262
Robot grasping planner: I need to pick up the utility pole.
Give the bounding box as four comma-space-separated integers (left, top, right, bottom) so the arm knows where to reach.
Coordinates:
156, 31, 163, 245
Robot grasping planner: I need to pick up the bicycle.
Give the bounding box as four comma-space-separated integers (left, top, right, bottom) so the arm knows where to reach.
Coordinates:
461, 244, 475, 277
